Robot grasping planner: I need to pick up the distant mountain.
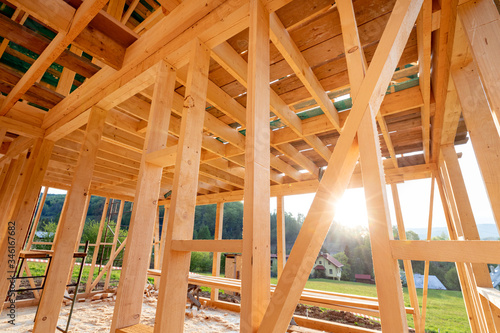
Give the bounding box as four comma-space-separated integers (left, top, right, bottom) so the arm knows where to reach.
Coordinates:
408, 224, 499, 240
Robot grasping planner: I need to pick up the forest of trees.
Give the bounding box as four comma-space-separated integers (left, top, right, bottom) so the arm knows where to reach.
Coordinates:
34, 193, 462, 290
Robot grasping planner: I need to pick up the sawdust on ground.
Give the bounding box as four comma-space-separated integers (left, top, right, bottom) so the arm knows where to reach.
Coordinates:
0, 296, 240, 332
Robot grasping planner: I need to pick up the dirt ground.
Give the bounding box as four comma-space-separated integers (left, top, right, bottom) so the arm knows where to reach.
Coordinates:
0, 297, 240, 332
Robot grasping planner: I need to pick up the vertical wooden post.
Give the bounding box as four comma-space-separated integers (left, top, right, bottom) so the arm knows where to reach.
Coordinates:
153, 39, 210, 333
32, 106, 107, 333
0, 138, 54, 312
452, 62, 500, 233
241, 1, 271, 331
391, 184, 422, 333
434, 172, 482, 332
0, 155, 26, 229
159, 206, 169, 269
111, 61, 177, 332
211, 202, 224, 301
0, 160, 12, 189
337, 0, 408, 330
421, 175, 435, 330
276, 196, 286, 279
86, 197, 110, 293
458, 0, 500, 128
440, 145, 498, 331
105, 199, 124, 289
153, 205, 161, 288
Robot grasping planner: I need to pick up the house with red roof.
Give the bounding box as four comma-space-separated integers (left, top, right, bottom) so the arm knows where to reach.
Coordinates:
312, 253, 344, 280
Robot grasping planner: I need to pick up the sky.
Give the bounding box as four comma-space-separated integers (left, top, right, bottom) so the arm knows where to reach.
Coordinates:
48, 139, 496, 233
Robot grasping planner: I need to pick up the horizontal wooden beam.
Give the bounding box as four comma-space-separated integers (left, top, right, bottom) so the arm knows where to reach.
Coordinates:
390, 240, 500, 263
0, 117, 44, 138
145, 145, 177, 167
170, 240, 243, 253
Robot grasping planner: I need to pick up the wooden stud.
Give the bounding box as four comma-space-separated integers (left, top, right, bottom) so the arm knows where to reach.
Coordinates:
153, 205, 161, 288
32, 107, 107, 332
452, 61, 500, 233
417, 0, 432, 162
241, 1, 271, 331
421, 175, 435, 330
153, 39, 211, 333
105, 199, 125, 290
211, 202, 224, 301
258, 0, 422, 330
111, 61, 177, 332
276, 196, 286, 279
85, 197, 110, 293
391, 184, 422, 332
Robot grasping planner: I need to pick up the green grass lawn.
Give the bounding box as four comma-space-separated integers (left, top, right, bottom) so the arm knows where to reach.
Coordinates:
26, 261, 121, 287
24, 264, 469, 332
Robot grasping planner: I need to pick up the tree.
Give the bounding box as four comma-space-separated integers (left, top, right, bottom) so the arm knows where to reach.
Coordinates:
333, 252, 352, 281
196, 225, 211, 239
444, 266, 460, 290
406, 230, 420, 240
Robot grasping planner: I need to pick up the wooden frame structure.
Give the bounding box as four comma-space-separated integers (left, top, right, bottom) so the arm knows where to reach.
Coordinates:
0, 0, 499, 332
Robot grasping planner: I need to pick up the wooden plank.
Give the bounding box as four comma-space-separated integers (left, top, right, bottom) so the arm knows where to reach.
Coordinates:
0, 117, 44, 138
110, 61, 176, 331
211, 202, 224, 301
390, 240, 500, 263
276, 196, 286, 279
241, 1, 271, 332
0, 0, 108, 116
269, 12, 340, 131
153, 40, 211, 333
32, 107, 106, 332
171, 240, 243, 253
8, 0, 75, 32
458, 0, 500, 129
0, 15, 100, 78
257, 0, 423, 331
117, 324, 153, 333
452, 61, 500, 233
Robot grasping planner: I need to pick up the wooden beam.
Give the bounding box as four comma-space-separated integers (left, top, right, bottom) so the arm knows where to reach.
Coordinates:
0, 0, 108, 116
241, 1, 271, 331
0, 138, 54, 312
458, 0, 500, 129
110, 61, 176, 332
452, 61, 500, 234
257, 0, 422, 330
390, 184, 421, 333
8, 0, 75, 32
276, 196, 286, 279
440, 145, 498, 331
390, 240, 500, 263
417, 0, 432, 162
32, 107, 106, 332
269, 12, 340, 131
171, 240, 242, 253
154, 39, 211, 333
430, 0, 459, 161
211, 202, 224, 301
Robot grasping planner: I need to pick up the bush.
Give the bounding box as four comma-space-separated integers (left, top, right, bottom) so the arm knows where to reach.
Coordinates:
190, 252, 213, 273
